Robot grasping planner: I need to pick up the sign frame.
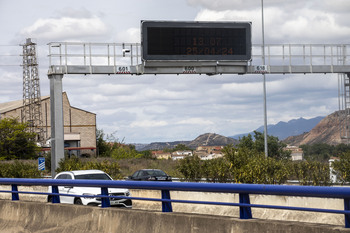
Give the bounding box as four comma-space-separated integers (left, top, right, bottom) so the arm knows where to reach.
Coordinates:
141, 21, 252, 62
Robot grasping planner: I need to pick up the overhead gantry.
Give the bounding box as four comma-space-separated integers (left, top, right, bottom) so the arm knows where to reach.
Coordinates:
47, 21, 350, 176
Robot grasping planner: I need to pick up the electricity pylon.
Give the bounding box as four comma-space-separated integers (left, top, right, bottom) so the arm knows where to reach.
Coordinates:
21, 38, 45, 145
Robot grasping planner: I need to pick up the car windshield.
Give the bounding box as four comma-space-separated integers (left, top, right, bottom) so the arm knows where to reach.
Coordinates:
74, 173, 112, 180
146, 170, 167, 176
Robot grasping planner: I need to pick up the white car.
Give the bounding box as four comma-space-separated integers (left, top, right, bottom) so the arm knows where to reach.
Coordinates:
48, 170, 132, 207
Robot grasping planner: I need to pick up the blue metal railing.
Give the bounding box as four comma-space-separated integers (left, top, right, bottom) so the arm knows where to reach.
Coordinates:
0, 178, 350, 228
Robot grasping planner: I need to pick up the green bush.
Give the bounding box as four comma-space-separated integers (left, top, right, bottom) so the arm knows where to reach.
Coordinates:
177, 155, 203, 182
291, 160, 330, 186
56, 156, 123, 179
225, 146, 290, 184
0, 118, 39, 160
176, 144, 329, 185
202, 158, 232, 183
0, 160, 41, 178
331, 152, 350, 184
110, 146, 142, 160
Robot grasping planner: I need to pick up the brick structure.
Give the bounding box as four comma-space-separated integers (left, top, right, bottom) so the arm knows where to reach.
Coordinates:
0, 92, 96, 156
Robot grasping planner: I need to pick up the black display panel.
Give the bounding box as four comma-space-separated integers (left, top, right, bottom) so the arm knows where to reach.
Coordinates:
142, 21, 252, 61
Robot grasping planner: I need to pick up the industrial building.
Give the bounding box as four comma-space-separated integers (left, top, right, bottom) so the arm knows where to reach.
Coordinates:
0, 92, 96, 156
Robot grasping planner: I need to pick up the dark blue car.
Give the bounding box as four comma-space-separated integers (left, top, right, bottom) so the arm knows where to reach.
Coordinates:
128, 169, 172, 181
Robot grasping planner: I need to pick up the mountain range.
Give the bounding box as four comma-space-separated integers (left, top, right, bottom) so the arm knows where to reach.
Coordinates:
135, 133, 238, 151
283, 111, 343, 145
231, 116, 324, 140
135, 112, 348, 151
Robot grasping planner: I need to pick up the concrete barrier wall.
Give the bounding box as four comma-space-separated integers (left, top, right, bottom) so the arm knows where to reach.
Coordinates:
0, 200, 349, 233
0, 185, 347, 228
130, 189, 345, 226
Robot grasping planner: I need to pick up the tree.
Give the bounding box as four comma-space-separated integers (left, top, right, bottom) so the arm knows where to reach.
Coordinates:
173, 144, 192, 151
332, 152, 350, 184
110, 145, 142, 160
238, 131, 291, 160
291, 160, 330, 186
300, 143, 350, 162
202, 157, 232, 183
96, 129, 112, 157
139, 150, 153, 159
222, 144, 290, 184
0, 118, 38, 160
96, 129, 143, 159
177, 155, 202, 182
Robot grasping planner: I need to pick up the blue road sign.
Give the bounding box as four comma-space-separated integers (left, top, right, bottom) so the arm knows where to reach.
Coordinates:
38, 157, 45, 171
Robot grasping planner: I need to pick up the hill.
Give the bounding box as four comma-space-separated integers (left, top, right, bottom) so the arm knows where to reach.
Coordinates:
137, 133, 238, 151
187, 133, 238, 148
283, 111, 343, 146
231, 116, 324, 140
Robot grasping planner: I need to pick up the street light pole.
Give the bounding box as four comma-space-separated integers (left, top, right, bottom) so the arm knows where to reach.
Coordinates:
261, 0, 268, 157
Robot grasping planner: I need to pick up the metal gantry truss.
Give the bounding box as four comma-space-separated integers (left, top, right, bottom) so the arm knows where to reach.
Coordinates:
47, 42, 350, 75
338, 44, 350, 142
22, 38, 45, 145
338, 73, 350, 142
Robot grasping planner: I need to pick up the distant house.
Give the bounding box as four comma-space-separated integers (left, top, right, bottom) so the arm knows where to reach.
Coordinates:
0, 92, 96, 156
194, 146, 224, 160
285, 146, 303, 161
151, 151, 171, 159
171, 154, 185, 160
200, 153, 224, 160
196, 146, 223, 154
173, 150, 193, 156
170, 150, 193, 160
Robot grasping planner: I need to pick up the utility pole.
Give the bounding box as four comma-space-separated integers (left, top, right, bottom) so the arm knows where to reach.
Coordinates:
261, 0, 269, 157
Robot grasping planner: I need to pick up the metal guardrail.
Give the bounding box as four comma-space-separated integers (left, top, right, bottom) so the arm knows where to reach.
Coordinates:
48, 42, 141, 68
251, 44, 349, 66
1, 178, 350, 228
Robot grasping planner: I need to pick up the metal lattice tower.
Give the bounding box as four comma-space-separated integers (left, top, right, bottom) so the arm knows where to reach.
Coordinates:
21, 38, 45, 145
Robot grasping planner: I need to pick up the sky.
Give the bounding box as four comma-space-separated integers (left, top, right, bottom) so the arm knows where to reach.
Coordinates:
0, 0, 349, 144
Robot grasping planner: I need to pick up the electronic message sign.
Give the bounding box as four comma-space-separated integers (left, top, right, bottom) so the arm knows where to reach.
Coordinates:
141, 21, 252, 61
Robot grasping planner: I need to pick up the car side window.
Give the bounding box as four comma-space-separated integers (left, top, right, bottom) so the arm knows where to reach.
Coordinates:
133, 171, 140, 178
56, 174, 66, 179
56, 174, 73, 179
141, 171, 147, 176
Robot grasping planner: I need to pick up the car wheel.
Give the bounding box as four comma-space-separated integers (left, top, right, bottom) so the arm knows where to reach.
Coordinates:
74, 198, 83, 205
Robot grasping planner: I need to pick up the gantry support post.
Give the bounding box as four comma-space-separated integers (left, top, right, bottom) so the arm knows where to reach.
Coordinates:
48, 74, 64, 177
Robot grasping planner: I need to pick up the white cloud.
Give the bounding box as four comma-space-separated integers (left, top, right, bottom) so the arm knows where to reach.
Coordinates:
130, 120, 168, 128
115, 28, 140, 43
220, 81, 262, 96
194, 3, 350, 44
176, 118, 214, 125
55, 7, 94, 19
188, 0, 260, 11
20, 15, 109, 41
90, 94, 109, 102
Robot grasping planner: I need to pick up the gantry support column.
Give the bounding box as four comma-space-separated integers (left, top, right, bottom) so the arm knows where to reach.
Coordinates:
48, 74, 64, 177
